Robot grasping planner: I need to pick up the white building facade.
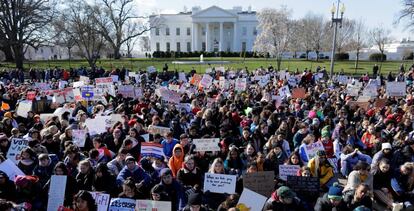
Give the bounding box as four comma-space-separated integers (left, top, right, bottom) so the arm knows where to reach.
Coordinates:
149, 6, 258, 53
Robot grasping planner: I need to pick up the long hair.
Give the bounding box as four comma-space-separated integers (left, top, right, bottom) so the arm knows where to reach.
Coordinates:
73, 190, 97, 211
208, 158, 224, 174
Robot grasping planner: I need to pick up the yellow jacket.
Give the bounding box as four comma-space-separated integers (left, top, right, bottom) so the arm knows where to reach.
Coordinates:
307, 157, 334, 186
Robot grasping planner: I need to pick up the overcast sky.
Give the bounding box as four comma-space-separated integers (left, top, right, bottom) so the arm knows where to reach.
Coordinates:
137, 0, 411, 41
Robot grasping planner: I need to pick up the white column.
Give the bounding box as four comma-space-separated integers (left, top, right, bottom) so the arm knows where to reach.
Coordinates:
219, 22, 224, 52
233, 22, 238, 52
205, 22, 209, 52
192, 23, 197, 51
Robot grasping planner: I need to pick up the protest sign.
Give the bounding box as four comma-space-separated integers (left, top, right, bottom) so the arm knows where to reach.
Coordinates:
39, 113, 55, 124
193, 138, 220, 152
134, 87, 142, 99
168, 84, 180, 92
219, 76, 228, 90
190, 74, 202, 85
287, 77, 297, 87
204, 173, 236, 194
242, 171, 274, 197
109, 198, 136, 211
279, 165, 300, 181
90, 192, 110, 211
362, 84, 378, 97
236, 188, 267, 211
147, 66, 156, 73
141, 143, 165, 159
375, 98, 387, 108
291, 88, 306, 99
118, 85, 135, 98
147, 125, 170, 136
73, 81, 85, 88
47, 175, 67, 211
35, 82, 51, 90
386, 82, 406, 97
287, 176, 319, 198
95, 77, 113, 84
58, 81, 68, 89
7, 138, 28, 164
53, 93, 66, 104
85, 116, 111, 135
257, 75, 270, 87
16, 100, 32, 118
73, 130, 87, 147
178, 72, 187, 82
337, 75, 349, 84
135, 200, 171, 211
107, 114, 124, 128
199, 74, 213, 88
111, 75, 119, 83
81, 85, 94, 100
235, 78, 247, 91
0, 159, 25, 180
304, 141, 325, 161
73, 88, 82, 101
346, 84, 360, 97
79, 76, 90, 84
279, 86, 291, 98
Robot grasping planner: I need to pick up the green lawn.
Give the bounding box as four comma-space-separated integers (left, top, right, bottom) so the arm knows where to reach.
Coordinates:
0, 57, 411, 76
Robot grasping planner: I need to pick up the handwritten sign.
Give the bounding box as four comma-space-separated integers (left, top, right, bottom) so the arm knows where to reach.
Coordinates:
72, 130, 87, 147
193, 138, 220, 152
90, 192, 110, 211
204, 173, 236, 194
346, 84, 360, 97
279, 86, 291, 98
85, 116, 111, 135
16, 100, 32, 118
287, 176, 319, 199
199, 74, 213, 88
147, 125, 170, 136
362, 84, 378, 97
279, 165, 300, 181
0, 159, 25, 180
47, 175, 67, 211
386, 82, 406, 97
235, 78, 247, 92
141, 142, 165, 160
109, 198, 136, 211
237, 188, 267, 211
243, 171, 274, 197
135, 200, 171, 211
291, 88, 306, 99
304, 141, 325, 161
7, 138, 28, 164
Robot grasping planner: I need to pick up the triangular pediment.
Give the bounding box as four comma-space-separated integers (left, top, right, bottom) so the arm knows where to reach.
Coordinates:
192, 6, 237, 18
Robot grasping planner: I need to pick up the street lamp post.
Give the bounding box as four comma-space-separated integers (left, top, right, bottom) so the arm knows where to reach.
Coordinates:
329, 0, 345, 79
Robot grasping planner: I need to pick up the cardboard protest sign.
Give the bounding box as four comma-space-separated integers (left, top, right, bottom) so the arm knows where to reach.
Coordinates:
135, 200, 171, 211
304, 141, 325, 161
90, 192, 110, 211
236, 188, 267, 211
235, 78, 247, 92
375, 98, 387, 108
7, 138, 28, 164
73, 81, 85, 88
47, 175, 67, 211
147, 125, 170, 136
0, 159, 25, 180
73, 130, 87, 147
291, 88, 306, 99
279, 86, 291, 98
118, 85, 135, 98
386, 82, 406, 97
16, 100, 32, 118
199, 74, 213, 88
287, 176, 319, 198
336, 75, 349, 84
279, 165, 300, 181
242, 171, 274, 197
109, 198, 136, 211
141, 143, 165, 159
204, 173, 236, 194
193, 138, 220, 152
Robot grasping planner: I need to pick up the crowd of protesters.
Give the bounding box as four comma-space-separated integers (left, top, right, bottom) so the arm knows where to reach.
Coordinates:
0, 62, 413, 211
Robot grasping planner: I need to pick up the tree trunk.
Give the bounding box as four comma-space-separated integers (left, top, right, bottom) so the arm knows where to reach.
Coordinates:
114, 46, 121, 59
355, 50, 360, 70
315, 50, 320, 62
13, 44, 24, 69
276, 55, 282, 71
0, 46, 14, 61
306, 50, 310, 60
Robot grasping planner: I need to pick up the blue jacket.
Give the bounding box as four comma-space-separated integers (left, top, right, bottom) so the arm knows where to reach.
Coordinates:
116, 165, 151, 187
160, 179, 185, 210
161, 139, 178, 158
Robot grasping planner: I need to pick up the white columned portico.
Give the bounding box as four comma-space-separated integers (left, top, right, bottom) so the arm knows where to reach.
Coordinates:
192, 23, 198, 51
233, 22, 238, 52
219, 22, 224, 52
205, 22, 210, 51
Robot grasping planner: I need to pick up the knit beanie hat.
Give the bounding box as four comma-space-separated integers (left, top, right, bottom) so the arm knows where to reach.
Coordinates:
321, 126, 330, 138
328, 183, 343, 200
188, 192, 203, 206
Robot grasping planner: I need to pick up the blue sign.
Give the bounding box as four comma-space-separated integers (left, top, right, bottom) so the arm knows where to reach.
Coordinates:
81, 86, 94, 100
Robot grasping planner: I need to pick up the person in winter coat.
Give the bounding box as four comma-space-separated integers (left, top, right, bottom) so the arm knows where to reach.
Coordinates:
263, 186, 307, 211
0, 170, 16, 201
33, 153, 56, 187
140, 157, 160, 188
168, 144, 184, 177
116, 156, 150, 191
75, 160, 95, 191
43, 162, 78, 207
314, 183, 347, 211
93, 163, 117, 196
343, 161, 373, 193
343, 183, 372, 210
182, 192, 209, 211
264, 143, 288, 176
372, 158, 394, 209
392, 140, 414, 171
308, 150, 335, 189
391, 162, 414, 209
177, 155, 203, 189
371, 142, 393, 172
159, 168, 185, 211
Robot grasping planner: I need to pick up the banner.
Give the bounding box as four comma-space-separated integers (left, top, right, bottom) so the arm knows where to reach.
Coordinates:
90, 192, 110, 211
0, 159, 25, 180
47, 175, 67, 211
386, 82, 406, 97
72, 130, 87, 147
304, 141, 325, 161
204, 173, 236, 194
147, 125, 170, 136
279, 165, 300, 181
95, 77, 113, 84
193, 138, 220, 152
16, 100, 32, 118
141, 143, 165, 159
242, 171, 274, 197
135, 200, 171, 211
7, 138, 28, 164
118, 85, 135, 98
109, 198, 136, 211
236, 188, 267, 211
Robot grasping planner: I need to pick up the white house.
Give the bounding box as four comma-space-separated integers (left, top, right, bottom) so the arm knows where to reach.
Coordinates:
349, 39, 414, 61
149, 6, 258, 53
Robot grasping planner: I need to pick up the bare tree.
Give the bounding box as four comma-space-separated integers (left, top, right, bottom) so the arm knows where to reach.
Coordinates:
304, 13, 328, 62
297, 19, 313, 60
139, 36, 151, 52
0, 0, 57, 68
349, 20, 367, 70
370, 26, 392, 71
335, 19, 356, 54
91, 0, 155, 59
397, 0, 414, 30
52, 16, 77, 61
254, 7, 294, 71
287, 20, 302, 59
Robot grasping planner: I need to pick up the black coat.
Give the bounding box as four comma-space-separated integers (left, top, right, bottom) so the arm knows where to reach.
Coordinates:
314, 193, 348, 211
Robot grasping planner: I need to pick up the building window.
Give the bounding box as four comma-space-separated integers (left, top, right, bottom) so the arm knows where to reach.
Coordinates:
242, 27, 247, 36
202, 27, 206, 36
155, 28, 160, 36
166, 28, 170, 36
187, 27, 191, 36
187, 42, 191, 52
253, 28, 257, 36
176, 42, 181, 52
242, 42, 247, 52
166, 42, 170, 52
156, 42, 160, 51
176, 28, 180, 36
202, 42, 206, 51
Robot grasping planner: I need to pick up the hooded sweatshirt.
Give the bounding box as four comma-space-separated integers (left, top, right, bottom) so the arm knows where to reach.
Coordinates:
168, 144, 184, 177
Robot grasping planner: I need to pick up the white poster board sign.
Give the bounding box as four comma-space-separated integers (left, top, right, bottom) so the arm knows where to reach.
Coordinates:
386, 82, 406, 97
0, 159, 25, 180
279, 165, 300, 181
204, 173, 236, 194
346, 84, 360, 97
235, 78, 247, 91
199, 74, 213, 88
135, 200, 171, 211
72, 130, 87, 147
90, 192, 110, 211
236, 188, 267, 211
304, 141, 325, 161
16, 100, 32, 118
85, 116, 111, 135
109, 198, 136, 211
279, 86, 291, 98
47, 175, 67, 211
7, 138, 28, 164
363, 84, 378, 97
193, 138, 220, 152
